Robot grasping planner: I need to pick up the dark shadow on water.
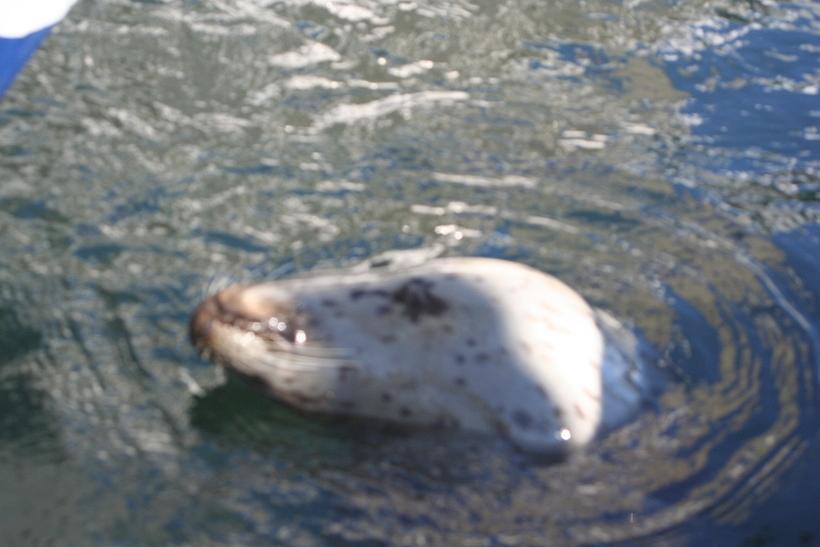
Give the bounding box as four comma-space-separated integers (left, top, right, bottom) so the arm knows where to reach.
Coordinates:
0, 372, 65, 463
0, 305, 42, 366
0, 303, 65, 462
189, 374, 352, 451
0, 304, 63, 462
189, 372, 537, 481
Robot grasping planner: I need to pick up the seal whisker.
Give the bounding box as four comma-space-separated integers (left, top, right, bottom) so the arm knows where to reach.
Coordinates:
256, 350, 353, 372
260, 341, 354, 361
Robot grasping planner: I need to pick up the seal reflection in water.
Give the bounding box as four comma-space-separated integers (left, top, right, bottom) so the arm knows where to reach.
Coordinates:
189, 257, 646, 455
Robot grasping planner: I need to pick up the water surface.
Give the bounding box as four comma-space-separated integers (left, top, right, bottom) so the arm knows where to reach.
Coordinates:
0, 0, 818, 545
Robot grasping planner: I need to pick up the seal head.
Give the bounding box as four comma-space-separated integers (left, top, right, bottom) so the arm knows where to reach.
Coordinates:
190, 257, 645, 455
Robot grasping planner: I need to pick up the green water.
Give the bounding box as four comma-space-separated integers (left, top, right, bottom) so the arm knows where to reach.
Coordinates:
1, 0, 818, 545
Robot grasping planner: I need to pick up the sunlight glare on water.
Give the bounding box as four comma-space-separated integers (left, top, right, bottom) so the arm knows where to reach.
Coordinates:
0, 0, 818, 545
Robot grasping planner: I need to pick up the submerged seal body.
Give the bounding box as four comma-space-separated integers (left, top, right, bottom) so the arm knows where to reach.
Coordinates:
190, 257, 645, 455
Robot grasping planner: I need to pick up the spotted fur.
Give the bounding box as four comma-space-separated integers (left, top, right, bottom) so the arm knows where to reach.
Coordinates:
190, 257, 645, 455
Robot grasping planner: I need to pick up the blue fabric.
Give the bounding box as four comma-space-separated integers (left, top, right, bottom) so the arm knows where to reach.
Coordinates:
0, 27, 52, 98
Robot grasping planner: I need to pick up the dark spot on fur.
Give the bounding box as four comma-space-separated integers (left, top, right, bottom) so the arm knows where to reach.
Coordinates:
453, 377, 466, 387
574, 403, 587, 419
466, 337, 477, 347
338, 365, 356, 381
321, 299, 337, 308
400, 407, 413, 417
584, 388, 601, 402
441, 324, 454, 334
475, 352, 489, 363
380, 334, 397, 344
512, 410, 533, 429
454, 353, 465, 365
350, 288, 390, 301
376, 305, 392, 316
381, 393, 392, 403
391, 278, 448, 322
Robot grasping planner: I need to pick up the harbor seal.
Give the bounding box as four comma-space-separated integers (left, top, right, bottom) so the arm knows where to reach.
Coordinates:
189, 257, 646, 455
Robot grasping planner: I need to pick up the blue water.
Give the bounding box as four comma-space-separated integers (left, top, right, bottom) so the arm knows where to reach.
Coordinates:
0, 1, 818, 545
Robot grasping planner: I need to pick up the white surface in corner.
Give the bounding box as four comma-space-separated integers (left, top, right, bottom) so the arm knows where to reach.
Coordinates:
0, 0, 79, 38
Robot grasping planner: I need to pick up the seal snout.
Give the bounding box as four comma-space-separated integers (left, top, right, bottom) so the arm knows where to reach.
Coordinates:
189, 284, 304, 357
